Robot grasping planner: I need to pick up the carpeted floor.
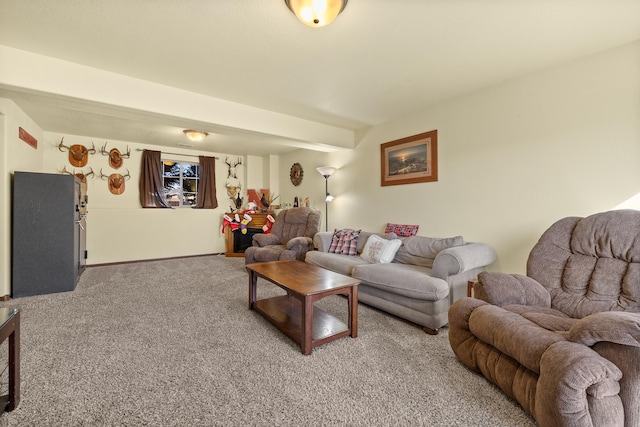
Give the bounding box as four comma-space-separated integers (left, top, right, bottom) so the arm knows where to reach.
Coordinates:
0, 255, 536, 426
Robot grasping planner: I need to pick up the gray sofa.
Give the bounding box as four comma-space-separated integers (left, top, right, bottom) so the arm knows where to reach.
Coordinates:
305, 231, 496, 333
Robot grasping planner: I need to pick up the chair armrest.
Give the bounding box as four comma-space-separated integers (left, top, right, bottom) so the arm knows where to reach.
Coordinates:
536, 341, 623, 427
286, 236, 313, 251
569, 312, 640, 347
474, 271, 551, 307
432, 242, 497, 279
313, 232, 333, 252
252, 233, 281, 247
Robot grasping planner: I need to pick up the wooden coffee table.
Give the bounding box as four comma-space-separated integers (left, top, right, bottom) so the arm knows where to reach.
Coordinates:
246, 260, 359, 355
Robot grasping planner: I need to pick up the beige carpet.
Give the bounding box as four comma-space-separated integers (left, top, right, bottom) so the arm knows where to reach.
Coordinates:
0, 255, 536, 426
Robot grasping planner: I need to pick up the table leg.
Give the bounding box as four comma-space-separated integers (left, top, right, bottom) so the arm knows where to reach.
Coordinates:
302, 296, 313, 355
248, 270, 257, 310
6, 311, 19, 412
350, 286, 358, 338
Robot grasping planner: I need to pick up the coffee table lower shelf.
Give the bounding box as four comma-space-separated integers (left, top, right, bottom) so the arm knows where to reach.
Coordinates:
254, 295, 350, 350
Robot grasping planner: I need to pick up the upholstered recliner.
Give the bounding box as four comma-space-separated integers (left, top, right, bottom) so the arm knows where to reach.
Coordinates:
449, 210, 640, 427
244, 207, 321, 264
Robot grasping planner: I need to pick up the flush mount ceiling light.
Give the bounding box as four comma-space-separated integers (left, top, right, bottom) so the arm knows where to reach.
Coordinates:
183, 130, 208, 142
284, 0, 348, 28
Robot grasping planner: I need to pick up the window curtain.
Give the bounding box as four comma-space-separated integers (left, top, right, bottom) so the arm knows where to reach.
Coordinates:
139, 150, 171, 208
194, 156, 218, 209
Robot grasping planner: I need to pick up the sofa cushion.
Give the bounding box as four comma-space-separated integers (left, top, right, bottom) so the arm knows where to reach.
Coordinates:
394, 235, 465, 267
361, 234, 402, 264
352, 263, 448, 301
385, 223, 419, 237
328, 228, 361, 256
305, 251, 371, 276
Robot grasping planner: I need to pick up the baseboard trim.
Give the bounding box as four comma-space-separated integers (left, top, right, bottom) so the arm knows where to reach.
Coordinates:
88, 253, 226, 268
0, 295, 10, 301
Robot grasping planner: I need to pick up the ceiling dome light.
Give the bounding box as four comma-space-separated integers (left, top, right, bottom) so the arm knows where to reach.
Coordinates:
183, 130, 208, 142
285, 0, 348, 28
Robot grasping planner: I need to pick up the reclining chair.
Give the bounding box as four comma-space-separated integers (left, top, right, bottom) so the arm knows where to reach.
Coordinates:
244, 207, 321, 264
449, 209, 640, 427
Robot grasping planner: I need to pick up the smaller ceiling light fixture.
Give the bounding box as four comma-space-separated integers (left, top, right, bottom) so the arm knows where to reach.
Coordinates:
285, 0, 348, 28
316, 166, 337, 231
183, 130, 208, 142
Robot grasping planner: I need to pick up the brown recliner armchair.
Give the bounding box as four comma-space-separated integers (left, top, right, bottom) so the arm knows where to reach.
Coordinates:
244, 207, 321, 264
449, 210, 640, 427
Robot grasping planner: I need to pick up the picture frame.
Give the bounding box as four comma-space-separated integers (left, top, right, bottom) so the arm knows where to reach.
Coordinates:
380, 130, 438, 186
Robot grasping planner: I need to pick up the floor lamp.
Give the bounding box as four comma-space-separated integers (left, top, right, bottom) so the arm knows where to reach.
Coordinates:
316, 166, 336, 231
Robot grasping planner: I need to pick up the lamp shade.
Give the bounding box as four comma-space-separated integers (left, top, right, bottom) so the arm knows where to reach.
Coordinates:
316, 166, 337, 178
183, 130, 208, 142
285, 0, 348, 28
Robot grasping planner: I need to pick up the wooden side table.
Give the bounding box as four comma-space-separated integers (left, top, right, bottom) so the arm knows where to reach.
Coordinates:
468, 279, 478, 298
0, 308, 20, 412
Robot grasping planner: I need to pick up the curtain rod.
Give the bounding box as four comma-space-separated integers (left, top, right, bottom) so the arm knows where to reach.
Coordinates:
136, 148, 219, 160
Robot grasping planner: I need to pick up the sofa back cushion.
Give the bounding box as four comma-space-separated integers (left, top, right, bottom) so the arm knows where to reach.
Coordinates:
272, 207, 321, 245
527, 209, 640, 318
393, 235, 465, 267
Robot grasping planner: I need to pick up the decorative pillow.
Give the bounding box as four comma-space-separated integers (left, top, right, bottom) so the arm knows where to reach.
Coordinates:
328, 229, 361, 256
356, 231, 397, 254
361, 234, 402, 264
385, 223, 419, 237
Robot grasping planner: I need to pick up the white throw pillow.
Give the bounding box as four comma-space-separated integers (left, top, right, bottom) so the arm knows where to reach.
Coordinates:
361, 234, 402, 264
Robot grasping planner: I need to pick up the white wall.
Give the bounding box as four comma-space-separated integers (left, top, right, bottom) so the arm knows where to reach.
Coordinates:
3, 39, 639, 290
42, 132, 236, 265
313, 40, 640, 273
0, 98, 45, 296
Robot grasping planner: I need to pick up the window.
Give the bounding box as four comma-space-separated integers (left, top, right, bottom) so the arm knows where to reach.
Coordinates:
162, 160, 199, 207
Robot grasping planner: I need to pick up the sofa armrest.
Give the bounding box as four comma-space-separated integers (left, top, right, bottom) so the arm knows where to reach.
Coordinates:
313, 232, 333, 252
536, 341, 623, 427
474, 271, 551, 307
432, 242, 497, 279
286, 236, 313, 251
569, 311, 640, 348
252, 233, 281, 247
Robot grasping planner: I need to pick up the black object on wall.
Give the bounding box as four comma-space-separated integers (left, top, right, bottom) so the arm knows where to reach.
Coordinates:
12, 172, 87, 298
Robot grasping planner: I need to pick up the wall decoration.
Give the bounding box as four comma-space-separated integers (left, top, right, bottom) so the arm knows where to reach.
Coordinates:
100, 142, 130, 169
58, 137, 96, 167
290, 162, 303, 186
380, 130, 438, 186
224, 156, 243, 209
100, 168, 130, 195
60, 165, 94, 183
18, 127, 37, 149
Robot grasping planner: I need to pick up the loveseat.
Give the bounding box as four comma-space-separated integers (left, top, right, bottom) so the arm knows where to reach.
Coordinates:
305, 230, 496, 334
449, 210, 640, 427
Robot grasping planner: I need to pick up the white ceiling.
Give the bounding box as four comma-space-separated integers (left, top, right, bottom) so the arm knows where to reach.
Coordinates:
1, 0, 640, 156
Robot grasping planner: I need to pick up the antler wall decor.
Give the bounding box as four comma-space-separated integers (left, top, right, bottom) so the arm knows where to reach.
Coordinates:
60, 165, 95, 183
100, 142, 130, 169
58, 137, 96, 167
224, 156, 243, 208
100, 168, 130, 195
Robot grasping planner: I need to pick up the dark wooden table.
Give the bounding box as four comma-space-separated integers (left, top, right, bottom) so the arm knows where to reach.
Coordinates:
0, 308, 20, 412
246, 260, 359, 355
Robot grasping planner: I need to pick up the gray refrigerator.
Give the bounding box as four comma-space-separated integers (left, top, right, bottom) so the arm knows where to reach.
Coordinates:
12, 171, 87, 297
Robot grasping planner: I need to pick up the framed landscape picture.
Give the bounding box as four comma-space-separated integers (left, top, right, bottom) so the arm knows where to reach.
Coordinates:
380, 130, 438, 186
